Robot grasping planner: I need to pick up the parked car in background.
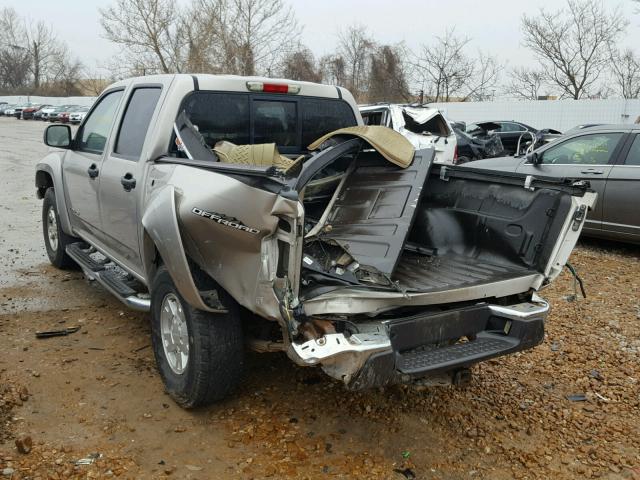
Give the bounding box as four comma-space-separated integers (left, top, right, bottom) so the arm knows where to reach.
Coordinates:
48, 105, 78, 123
4, 106, 17, 116
69, 106, 89, 124
359, 103, 457, 164
22, 105, 51, 120
0, 104, 16, 115
13, 104, 37, 119
464, 125, 640, 244
57, 110, 73, 123
37, 105, 58, 121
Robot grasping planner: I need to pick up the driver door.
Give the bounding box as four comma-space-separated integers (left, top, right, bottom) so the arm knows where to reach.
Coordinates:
516, 132, 625, 233
62, 89, 124, 240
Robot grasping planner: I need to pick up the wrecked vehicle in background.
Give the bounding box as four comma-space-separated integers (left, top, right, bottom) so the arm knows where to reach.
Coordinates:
36, 74, 595, 408
467, 120, 562, 156
451, 125, 505, 164
359, 103, 457, 164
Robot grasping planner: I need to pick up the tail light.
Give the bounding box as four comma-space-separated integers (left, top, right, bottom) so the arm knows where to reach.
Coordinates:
453, 145, 458, 164
246, 81, 300, 94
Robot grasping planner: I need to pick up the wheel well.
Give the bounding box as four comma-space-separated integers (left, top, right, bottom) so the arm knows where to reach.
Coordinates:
35, 170, 53, 199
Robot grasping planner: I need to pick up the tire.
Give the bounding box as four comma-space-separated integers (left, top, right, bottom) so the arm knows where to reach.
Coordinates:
150, 266, 244, 408
42, 187, 78, 269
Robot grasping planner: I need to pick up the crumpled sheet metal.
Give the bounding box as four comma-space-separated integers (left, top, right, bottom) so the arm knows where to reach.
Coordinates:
307, 125, 415, 168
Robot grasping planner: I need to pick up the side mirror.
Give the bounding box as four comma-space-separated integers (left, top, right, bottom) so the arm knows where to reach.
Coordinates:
527, 151, 541, 165
44, 124, 72, 149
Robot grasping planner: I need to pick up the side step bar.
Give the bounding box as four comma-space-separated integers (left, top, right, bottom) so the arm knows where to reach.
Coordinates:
66, 243, 151, 312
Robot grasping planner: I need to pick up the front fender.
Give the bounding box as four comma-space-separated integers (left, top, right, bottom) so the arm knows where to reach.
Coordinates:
35, 152, 73, 235
141, 185, 222, 313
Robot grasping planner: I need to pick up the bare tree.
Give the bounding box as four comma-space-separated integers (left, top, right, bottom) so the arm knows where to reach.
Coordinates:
522, 0, 627, 99
0, 7, 82, 94
464, 52, 502, 101
610, 49, 640, 99
337, 24, 374, 98
100, 0, 182, 74
0, 8, 30, 91
506, 67, 547, 100
282, 46, 321, 82
80, 72, 112, 96
413, 29, 474, 102
367, 44, 411, 103
319, 54, 346, 86
25, 21, 67, 89
225, 0, 301, 76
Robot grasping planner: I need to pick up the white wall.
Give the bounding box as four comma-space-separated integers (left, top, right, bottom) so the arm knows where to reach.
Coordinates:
0, 95, 96, 107
430, 99, 640, 132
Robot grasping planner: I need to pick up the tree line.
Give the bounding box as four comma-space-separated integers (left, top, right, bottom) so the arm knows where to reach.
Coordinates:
1, 0, 639, 102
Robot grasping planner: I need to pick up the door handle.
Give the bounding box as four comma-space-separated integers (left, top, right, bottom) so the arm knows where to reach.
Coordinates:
87, 163, 99, 178
121, 173, 136, 192
580, 168, 604, 174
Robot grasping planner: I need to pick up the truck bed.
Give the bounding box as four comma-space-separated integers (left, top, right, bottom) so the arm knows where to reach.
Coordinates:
393, 252, 536, 293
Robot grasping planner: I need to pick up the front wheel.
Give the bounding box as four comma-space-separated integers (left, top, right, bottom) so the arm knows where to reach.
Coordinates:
42, 187, 78, 269
150, 266, 244, 408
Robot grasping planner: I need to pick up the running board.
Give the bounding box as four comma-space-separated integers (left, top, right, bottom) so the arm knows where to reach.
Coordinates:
66, 243, 151, 312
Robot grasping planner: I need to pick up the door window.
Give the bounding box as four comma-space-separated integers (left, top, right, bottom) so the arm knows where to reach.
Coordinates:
540, 133, 623, 165
504, 122, 526, 132
77, 90, 124, 154
114, 87, 162, 160
623, 135, 640, 166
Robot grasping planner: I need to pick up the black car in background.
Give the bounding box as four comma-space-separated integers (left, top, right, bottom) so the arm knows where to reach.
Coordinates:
467, 121, 546, 155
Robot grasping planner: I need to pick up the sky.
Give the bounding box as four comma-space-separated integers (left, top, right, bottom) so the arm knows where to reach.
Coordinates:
5, 0, 640, 75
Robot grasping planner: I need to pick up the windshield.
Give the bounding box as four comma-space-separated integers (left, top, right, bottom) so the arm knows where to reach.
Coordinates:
176, 91, 357, 155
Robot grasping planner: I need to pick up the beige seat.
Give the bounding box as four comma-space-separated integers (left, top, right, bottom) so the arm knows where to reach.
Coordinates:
213, 141, 299, 171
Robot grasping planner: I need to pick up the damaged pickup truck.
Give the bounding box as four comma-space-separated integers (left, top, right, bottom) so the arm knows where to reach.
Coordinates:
36, 74, 595, 408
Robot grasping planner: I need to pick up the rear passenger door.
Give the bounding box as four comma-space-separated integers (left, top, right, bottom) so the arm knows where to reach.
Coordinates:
98, 86, 162, 270
601, 133, 640, 242
516, 132, 625, 233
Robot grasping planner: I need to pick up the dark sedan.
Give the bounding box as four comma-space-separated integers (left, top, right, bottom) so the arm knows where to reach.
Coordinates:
464, 125, 640, 244
467, 120, 561, 155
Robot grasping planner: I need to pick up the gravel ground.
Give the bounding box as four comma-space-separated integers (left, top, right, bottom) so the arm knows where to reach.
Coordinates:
0, 117, 639, 479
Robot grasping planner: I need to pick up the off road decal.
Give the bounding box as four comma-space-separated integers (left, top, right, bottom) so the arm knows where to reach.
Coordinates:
192, 207, 261, 235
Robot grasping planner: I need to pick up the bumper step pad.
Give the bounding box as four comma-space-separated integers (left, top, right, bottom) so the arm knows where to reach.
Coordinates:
396, 334, 518, 374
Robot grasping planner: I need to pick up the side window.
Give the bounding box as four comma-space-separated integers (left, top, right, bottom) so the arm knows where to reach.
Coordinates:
115, 87, 162, 160
300, 98, 357, 147
182, 92, 250, 147
78, 90, 124, 154
506, 122, 526, 132
541, 133, 623, 165
624, 135, 640, 166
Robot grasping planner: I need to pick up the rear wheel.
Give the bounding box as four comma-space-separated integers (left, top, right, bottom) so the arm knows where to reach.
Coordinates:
150, 266, 244, 408
42, 187, 78, 269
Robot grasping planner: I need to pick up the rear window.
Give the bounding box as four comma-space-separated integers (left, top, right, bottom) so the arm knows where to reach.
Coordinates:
178, 92, 357, 154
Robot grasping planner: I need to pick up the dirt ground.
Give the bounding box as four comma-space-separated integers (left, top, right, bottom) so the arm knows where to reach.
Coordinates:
0, 117, 639, 479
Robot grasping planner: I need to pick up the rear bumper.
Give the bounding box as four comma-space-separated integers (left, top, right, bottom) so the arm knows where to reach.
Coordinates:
291, 296, 548, 388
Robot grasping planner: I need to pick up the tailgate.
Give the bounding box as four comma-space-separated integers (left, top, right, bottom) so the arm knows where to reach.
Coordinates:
318, 148, 435, 276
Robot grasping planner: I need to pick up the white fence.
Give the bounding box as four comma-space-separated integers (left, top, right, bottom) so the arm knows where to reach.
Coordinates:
0, 95, 96, 107
431, 99, 640, 132
3, 95, 640, 133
